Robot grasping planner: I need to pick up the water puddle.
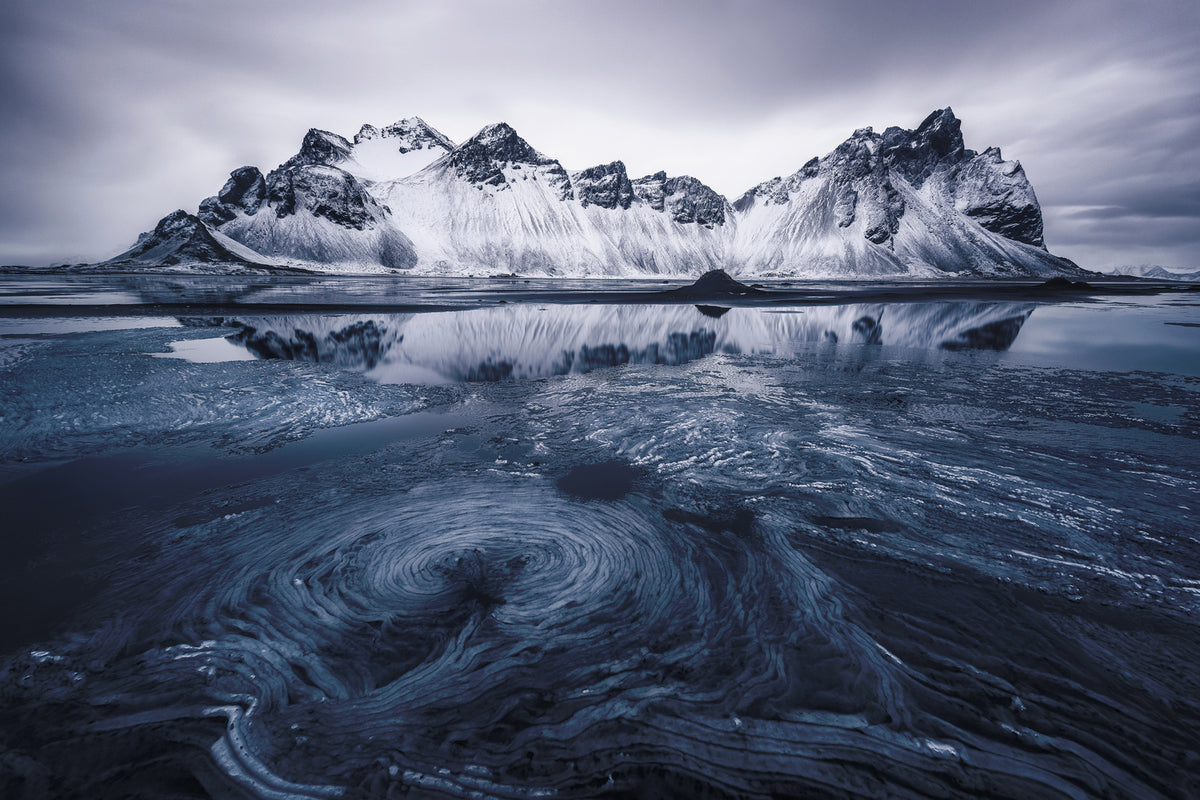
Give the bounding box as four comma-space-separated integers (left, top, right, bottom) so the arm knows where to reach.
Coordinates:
152, 337, 258, 362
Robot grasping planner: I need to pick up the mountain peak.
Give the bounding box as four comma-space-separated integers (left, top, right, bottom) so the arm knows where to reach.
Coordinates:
281, 128, 353, 170
913, 107, 964, 158
112, 109, 1081, 279
353, 117, 453, 152
470, 122, 531, 154
631, 172, 727, 226
446, 122, 569, 195
198, 166, 267, 226
110, 210, 257, 267
154, 209, 198, 235
574, 161, 633, 209
382, 117, 453, 150
918, 107, 958, 130
877, 107, 967, 185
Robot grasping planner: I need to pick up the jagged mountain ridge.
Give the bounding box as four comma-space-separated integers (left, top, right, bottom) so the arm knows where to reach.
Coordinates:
115, 210, 263, 266
112, 110, 1084, 278
730, 110, 1066, 277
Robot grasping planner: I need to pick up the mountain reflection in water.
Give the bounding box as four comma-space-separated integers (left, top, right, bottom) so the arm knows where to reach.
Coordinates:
198, 301, 1034, 383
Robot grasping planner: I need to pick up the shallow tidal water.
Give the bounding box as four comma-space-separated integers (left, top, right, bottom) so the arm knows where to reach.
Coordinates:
1, 277, 1198, 799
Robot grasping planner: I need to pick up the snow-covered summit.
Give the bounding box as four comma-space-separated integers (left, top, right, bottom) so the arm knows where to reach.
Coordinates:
279, 129, 354, 171
354, 116, 454, 151
343, 117, 456, 183
196, 122, 419, 270
730, 107, 1073, 276
438, 122, 573, 200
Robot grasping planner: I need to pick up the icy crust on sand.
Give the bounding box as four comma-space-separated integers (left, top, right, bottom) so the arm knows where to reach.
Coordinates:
0, 325, 434, 464
2, 308, 1198, 799
218, 301, 1036, 383
120, 109, 1081, 278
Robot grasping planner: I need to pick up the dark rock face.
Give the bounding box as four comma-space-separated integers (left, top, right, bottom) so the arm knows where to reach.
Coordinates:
446, 123, 572, 200
664, 176, 726, 226
198, 166, 267, 226
279, 129, 354, 171
632, 171, 668, 211
266, 165, 385, 230
863, 179, 906, 245
633, 173, 726, 226
834, 188, 858, 228
574, 162, 634, 210
113, 210, 253, 266
879, 108, 968, 187
822, 129, 907, 245
829, 134, 877, 181
953, 148, 1044, 247
201, 127, 386, 232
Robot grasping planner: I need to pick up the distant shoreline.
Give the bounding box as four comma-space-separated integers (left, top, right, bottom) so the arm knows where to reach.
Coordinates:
0, 273, 1195, 320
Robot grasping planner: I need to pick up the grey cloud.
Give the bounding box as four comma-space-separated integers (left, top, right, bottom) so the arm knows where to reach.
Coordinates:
1, 0, 1197, 269
1057, 187, 1200, 222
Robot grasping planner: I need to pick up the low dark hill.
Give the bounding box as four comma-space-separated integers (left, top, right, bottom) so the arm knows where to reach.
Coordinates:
665, 270, 765, 300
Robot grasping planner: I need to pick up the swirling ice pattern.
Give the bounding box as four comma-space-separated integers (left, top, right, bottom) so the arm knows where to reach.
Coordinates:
4, 296, 1197, 799
28, 469, 1167, 799
153, 477, 906, 797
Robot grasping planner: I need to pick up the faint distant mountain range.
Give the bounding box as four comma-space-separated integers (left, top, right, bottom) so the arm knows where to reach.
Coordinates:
108, 109, 1085, 279
1103, 265, 1200, 281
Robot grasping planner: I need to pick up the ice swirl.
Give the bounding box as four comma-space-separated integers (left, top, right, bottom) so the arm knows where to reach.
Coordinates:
5, 465, 1179, 798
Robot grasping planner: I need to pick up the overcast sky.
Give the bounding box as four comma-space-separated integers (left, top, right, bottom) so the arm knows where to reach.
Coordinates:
2, 0, 1197, 270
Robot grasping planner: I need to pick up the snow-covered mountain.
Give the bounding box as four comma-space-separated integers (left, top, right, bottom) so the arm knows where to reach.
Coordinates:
732, 109, 1070, 277
111, 110, 1084, 278
1103, 264, 1200, 281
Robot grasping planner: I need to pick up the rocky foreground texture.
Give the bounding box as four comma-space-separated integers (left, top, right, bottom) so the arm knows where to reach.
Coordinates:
111, 110, 1083, 278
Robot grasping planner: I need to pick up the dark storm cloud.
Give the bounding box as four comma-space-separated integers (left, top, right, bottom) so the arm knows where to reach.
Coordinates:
1, 0, 1197, 269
